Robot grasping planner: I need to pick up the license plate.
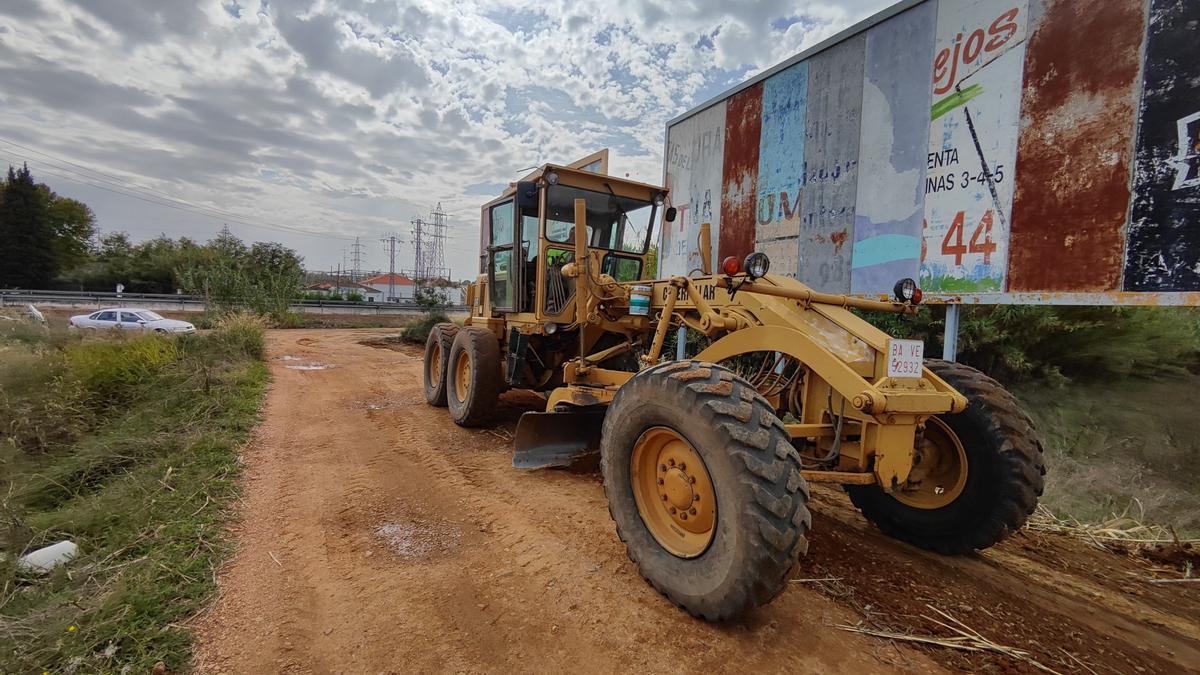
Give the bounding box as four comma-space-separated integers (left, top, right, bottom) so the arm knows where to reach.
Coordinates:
886, 339, 924, 379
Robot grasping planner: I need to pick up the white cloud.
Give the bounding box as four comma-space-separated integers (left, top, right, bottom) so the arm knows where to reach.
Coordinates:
0, 0, 889, 276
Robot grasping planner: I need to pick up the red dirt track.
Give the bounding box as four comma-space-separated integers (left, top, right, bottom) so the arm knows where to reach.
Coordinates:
194, 329, 1200, 674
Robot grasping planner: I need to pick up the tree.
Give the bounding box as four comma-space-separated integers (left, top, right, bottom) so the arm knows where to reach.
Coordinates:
176, 231, 304, 321
40, 185, 96, 271
0, 164, 57, 287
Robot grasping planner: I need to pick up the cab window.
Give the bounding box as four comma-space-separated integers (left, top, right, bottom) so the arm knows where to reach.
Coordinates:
603, 255, 643, 282
544, 184, 655, 254
489, 200, 515, 310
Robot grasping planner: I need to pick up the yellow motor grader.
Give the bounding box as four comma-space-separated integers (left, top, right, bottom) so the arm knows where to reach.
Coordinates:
422, 158, 1044, 620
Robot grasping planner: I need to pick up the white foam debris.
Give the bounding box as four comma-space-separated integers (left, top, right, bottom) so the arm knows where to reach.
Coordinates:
18, 540, 78, 574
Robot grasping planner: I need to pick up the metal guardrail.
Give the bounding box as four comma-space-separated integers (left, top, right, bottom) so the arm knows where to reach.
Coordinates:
0, 289, 466, 312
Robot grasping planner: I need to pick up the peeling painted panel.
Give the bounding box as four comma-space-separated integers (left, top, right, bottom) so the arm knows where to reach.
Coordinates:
850, 3, 937, 295
719, 83, 763, 263
1123, 0, 1200, 292
755, 62, 809, 278
921, 0, 1029, 293
660, 102, 726, 277
797, 35, 866, 293
1007, 0, 1143, 292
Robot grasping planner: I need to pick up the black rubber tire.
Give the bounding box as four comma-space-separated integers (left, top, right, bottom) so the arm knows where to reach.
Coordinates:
600, 360, 811, 621
422, 323, 459, 407
446, 327, 501, 427
846, 359, 1045, 554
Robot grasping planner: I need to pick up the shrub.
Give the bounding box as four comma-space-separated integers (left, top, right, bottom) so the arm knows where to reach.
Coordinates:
65, 336, 177, 404
401, 310, 449, 344
209, 312, 267, 360
273, 311, 306, 329
864, 305, 1200, 384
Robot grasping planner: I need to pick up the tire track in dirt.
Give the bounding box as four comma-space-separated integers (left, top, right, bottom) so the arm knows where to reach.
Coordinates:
194, 329, 939, 674
194, 329, 1200, 674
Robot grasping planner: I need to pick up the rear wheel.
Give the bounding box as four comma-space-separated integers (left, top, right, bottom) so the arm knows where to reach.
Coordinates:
446, 327, 500, 427
601, 360, 811, 621
423, 323, 458, 407
846, 359, 1045, 554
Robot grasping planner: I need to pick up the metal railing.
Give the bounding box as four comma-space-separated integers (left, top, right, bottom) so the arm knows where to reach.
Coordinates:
0, 289, 465, 312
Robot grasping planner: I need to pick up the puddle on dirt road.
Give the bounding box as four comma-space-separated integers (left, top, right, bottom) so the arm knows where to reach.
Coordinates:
374, 520, 461, 559
273, 354, 337, 370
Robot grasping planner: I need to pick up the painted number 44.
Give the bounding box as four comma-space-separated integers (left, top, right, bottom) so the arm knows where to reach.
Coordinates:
887, 339, 924, 379
940, 209, 997, 265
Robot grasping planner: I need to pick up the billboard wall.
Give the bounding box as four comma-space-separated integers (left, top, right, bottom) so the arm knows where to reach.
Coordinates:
659, 0, 1200, 304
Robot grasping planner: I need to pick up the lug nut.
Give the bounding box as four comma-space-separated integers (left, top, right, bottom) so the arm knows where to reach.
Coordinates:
690, 476, 696, 484
669, 506, 677, 514
657, 478, 664, 485
661, 494, 668, 501
680, 513, 688, 520
679, 463, 686, 471
689, 508, 697, 515
659, 464, 666, 472
668, 458, 675, 466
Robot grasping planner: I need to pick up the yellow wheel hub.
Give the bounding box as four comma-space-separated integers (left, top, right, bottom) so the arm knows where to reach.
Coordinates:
428, 342, 442, 389
894, 416, 968, 509
630, 427, 716, 558
454, 351, 471, 404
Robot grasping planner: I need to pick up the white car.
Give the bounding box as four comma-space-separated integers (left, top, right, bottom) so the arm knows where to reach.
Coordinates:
69, 308, 196, 334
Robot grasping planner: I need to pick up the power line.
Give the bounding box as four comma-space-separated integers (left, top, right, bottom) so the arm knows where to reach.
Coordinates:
0, 139, 359, 242
0, 136, 281, 228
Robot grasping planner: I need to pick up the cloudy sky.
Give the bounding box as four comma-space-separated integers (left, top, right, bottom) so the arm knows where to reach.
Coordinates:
0, 0, 890, 279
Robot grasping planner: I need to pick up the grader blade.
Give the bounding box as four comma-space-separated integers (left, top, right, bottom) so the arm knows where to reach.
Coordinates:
512, 409, 606, 469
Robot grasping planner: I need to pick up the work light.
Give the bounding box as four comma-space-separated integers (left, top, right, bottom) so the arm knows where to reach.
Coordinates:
893, 278, 922, 304
743, 252, 770, 279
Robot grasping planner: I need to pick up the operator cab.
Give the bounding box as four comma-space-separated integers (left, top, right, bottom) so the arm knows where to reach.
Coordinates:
477, 151, 671, 321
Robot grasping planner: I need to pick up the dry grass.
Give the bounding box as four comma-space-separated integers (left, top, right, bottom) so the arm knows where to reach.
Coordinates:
835, 604, 1064, 674
1026, 503, 1197, 548
1016, 375, 1200, 538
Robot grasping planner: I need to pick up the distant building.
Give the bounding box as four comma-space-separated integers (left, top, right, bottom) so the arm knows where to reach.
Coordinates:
359, 273, 415, 302
304, 280, 384, 302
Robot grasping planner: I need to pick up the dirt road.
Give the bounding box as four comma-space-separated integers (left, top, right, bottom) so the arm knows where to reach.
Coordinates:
194, 329, 1200, 674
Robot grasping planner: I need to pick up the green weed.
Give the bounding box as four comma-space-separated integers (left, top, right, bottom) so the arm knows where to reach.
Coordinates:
0, 322, 267, 673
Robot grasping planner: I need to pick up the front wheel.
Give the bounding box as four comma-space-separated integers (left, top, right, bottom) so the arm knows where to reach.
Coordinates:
600, 360, 811, 621
847, 359, 1045, 554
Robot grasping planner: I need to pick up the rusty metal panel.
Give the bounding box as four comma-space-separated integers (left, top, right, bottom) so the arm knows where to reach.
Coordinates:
1123, 0, 1200, 292
796, 35, 866, 293
661, 102, 726, 277
661, 0, 1200, 306
754, 62, 809, 278
850, 2, 937, 295
1006, 0, 1144, 292
921, 0, 1029, 293
719, 83, 762, 263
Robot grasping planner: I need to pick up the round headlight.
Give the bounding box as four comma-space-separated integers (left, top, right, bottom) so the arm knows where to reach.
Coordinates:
743, 252, 770, 279
654, 192, 665, 206
543, 321, 558, 334
893, 278, 918, 303
545, 170, 559, 185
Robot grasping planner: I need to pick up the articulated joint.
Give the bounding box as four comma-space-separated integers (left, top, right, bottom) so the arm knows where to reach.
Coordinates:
851, 390, 884, 414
